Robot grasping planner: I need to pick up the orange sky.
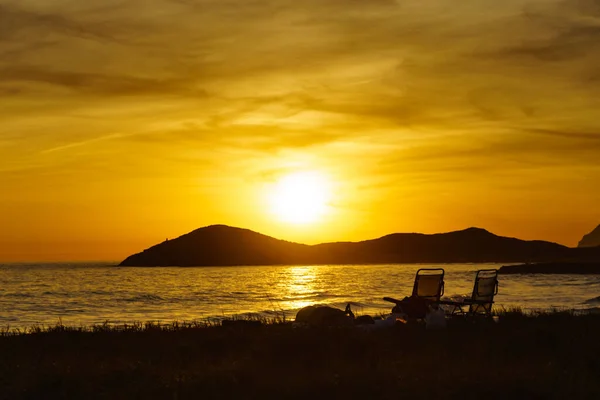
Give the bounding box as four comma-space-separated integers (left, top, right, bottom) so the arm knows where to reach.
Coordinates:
1, 0, 600, 261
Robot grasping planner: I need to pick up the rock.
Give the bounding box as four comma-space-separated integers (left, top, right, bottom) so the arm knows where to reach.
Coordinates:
294, 306, 317, 324
583, 296, 600, 305
499, 262, 600, 274
578, 224, 600, 248
295, 305, 354, 327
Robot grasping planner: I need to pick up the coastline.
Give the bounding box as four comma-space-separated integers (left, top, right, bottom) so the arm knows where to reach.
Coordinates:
499, 262, 600, 274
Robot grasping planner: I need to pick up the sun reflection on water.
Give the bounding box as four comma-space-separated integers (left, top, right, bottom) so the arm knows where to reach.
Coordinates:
281, 266, 319, 310
2, 263, 600, 328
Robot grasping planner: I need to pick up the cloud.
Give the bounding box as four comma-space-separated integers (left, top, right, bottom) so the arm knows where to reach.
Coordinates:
0, 66, 207, 97
2, 0, 600, 256
1, 0, 599, 173
39, 133, 124, 154
529, 128, 600, 142
0, 3, 117, 42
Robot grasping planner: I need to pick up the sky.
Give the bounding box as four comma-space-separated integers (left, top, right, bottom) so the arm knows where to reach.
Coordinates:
1, 0, 600, 261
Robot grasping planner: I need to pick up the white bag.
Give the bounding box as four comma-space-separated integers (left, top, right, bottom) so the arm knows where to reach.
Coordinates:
425, 306, 447, 330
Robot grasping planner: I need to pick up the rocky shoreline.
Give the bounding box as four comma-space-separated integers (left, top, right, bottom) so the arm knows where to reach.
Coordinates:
499, 262, 600, 274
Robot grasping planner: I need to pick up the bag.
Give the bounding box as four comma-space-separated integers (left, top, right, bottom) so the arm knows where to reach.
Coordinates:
392, 296, 430, 319
424, 306, 447, 330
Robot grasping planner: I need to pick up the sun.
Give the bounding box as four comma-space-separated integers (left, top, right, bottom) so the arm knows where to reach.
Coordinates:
269, 171, 331, 224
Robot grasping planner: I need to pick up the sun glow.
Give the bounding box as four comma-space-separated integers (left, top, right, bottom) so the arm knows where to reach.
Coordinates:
269, 171, 332, 224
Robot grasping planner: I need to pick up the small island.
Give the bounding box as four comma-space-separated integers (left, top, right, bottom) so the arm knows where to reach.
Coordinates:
119, 225, 600, 267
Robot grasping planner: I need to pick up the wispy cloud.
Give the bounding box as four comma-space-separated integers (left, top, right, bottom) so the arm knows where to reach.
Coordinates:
1, 0, 598, 150
0, 66, 208, 97
40, 133, 124, 154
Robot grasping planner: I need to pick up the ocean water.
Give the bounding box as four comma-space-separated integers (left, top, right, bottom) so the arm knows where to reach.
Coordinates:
1, 263, 599, 329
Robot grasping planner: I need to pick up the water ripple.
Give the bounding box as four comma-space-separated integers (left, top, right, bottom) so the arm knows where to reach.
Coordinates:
1, 262, 600, 328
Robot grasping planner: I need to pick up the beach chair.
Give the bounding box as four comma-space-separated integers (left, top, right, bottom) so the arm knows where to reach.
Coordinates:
440, 269, 499, 317
383, 268, 445, 318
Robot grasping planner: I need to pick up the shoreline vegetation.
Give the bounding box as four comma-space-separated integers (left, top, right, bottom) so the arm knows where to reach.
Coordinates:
3, 309, 600, 399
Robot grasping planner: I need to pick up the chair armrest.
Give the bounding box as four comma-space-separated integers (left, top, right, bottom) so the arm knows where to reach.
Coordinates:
383, 297, 403, 304
437, 300, 464, 306
462, 299, 494, 305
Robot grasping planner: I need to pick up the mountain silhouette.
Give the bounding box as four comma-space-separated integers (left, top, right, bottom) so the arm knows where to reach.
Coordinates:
120, 225, 310, 267
119, 225, 600, 267
578, 224, 600, 248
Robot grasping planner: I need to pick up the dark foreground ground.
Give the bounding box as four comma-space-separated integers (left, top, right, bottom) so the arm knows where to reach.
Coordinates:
2, 311, 600, 400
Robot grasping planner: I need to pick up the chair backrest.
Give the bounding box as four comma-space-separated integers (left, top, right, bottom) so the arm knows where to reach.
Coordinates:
469, 269, 499, 314
412, 268, 445, 301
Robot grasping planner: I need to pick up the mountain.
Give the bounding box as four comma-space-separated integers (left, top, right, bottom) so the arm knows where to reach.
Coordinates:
119, 225, 599, 267
578, 224, 600, 248
119, 225, 311, 267
308, 227, 566, 264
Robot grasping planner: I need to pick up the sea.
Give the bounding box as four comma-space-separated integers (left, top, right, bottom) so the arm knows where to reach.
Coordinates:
1, 262, 600, 329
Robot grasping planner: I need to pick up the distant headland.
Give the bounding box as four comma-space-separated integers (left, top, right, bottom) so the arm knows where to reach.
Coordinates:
499, 262, 600, 275
119, 225, 600, 267
579, 224, 600, 248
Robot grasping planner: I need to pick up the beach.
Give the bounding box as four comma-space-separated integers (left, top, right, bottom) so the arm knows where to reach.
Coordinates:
3, 263, 600, 398
2, 310, 600, 399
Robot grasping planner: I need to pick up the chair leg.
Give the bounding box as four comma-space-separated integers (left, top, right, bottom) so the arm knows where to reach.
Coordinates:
450, 304, 465, 316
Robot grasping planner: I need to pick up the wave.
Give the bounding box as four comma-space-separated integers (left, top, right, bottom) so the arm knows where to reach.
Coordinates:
3, 293, 33, 298
119, 294, 164, 302
87, 290, 114, 296
274, 292, 345, 302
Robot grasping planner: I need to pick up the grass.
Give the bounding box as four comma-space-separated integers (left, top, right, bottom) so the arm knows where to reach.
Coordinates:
2, 311, 600, 399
